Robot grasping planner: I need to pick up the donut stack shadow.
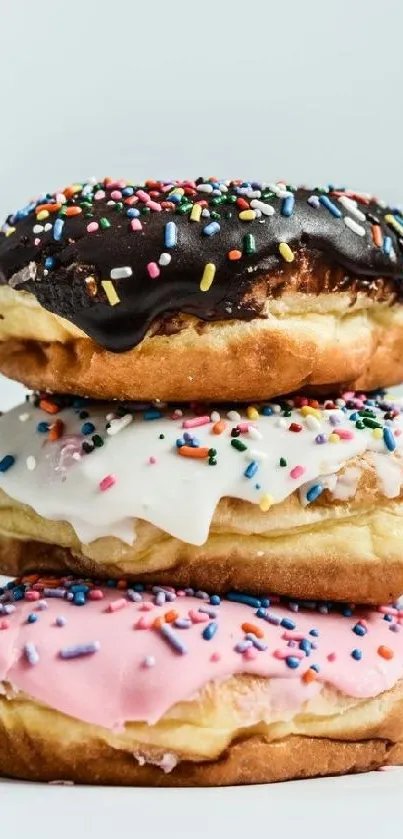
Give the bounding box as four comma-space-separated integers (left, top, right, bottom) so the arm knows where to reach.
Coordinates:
1, 177, 403, 785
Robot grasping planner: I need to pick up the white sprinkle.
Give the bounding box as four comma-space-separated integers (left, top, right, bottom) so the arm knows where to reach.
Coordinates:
305, 415, 320, 431
210, 411, 221, 423
276, 417, 287, 429
55, 192, 67, 204
250, 199, 275, 216
32, 224, 44, 234
107, 200, 115, 206
338, 195, 366, 222
344, 216, 366, 237
248, 448, 268, 461
201, 208, 210, 217
158, 252, 172, 267
24, 642, 39, 666
197, 183, 214, 194
142, 655, 156, 668
268, 403, 281, 414
19, 413, 30, 422
227, 410, 241, 422
44, 223, 52, 232
247, 426, 263, 441
107, 414, 133, 435
110, 266, 133, 280
26, 456, 36, 471
106, 412, 115, 422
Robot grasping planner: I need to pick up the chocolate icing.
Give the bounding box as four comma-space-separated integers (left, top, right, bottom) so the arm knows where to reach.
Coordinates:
0, 178, 402, 353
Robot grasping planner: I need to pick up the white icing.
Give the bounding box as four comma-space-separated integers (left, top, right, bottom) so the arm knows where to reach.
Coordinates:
0, 399, 402, 547
331, 466, 361, 501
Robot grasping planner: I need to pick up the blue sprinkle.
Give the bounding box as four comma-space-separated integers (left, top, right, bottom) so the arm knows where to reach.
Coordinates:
133, 583, 144, 592
351, 648, 362, 661
199, 607, 217, 618
234, 640, 253, 653
167, 193, 182, 204
183, 432, 193, 443
281, 617, 296, 630
70, 585, 90, 594
122, 187, 134, 197
37, 421, 49, 433
176, 438, 184, 447
306, 484, 323, 503
389, 623, 400, 633
384, 613, 393, 622
202, 622, 218, 640
245, 633, 267, 651
319, 195, 342, 218
44, 256, 55, 270
286, 656, 300, 669
299, 639, 311, 656
164, 221, 177, 248
349, 412, 359, 421
143, 409, 162, 420
210, 594, 221, 606
127, 590, 143, 603
310, 663, 320, 673
125, 207, 140, 218
227, 592, 261, 608
260, 598, 270, 608
43, 588, 66, 599
256, 609, 281, 626
353, 623, 366, 636
160, 623, 188, 654
53, 218, 64, 241
203, 221, 220, 237
26, 612, 38, 624
342, 607, 353, 617
59, 641, 100, 659
195, 591, 209, 600
309, 628, 319, 637
383, 427, 396, 452
383, 236, 392, 255
281, 194, 295, 217
244, 461, 259, 479
318, 605, 329, 614
289, 602, 299, 613
81, 422, 95, 435
73, 592, 86, 606
0, 454, 15, 472
55, 616, 66, 627
315, 433, 326, 444
174, 618, 192, 629
262, 406, 273, 416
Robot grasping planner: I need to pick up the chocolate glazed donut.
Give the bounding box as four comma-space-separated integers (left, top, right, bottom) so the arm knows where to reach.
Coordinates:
1, 178, 403, 400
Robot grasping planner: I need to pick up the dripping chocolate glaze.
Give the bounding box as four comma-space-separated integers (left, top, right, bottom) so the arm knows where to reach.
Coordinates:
0, 179, 402, 353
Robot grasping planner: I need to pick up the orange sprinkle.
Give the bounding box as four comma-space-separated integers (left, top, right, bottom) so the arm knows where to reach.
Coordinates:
302, 669, 317, 684
372, 224, 383, 247
164, 610, 179, 624
65, 206, 82, 216
308, 399, 319, 409
228, 249, 242, 261
21, 574, 40, 584
63, 185, 81, 198
378, 645, 394, 660
34, 203, 61, 215
241, 622, 264, 638
124, 196, 139, 206
212, 420, 227, 435
39, 399, 59, 415
153, 616, 164, 629
178, 446, 210, 459
116, 580, 128, 590
48, 420, 64, 441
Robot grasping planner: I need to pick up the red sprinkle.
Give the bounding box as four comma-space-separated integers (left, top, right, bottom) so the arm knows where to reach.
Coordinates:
89, 589, 104, 601
0, 620, 10, 630
25, 591, 40, 602
289, 422, 303, 433
378, 645, 394, 660
39, 399, 59, 415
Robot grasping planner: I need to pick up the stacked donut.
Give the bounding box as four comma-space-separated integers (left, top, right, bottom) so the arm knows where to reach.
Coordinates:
1, 177, 403, 786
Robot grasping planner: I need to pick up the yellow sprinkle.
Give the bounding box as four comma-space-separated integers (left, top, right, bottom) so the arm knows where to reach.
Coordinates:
259, 493, 273, 512
71, 183, 82, 194
200, 263, 216, 292
247, 406, 259, 420
328, 433, 340, 443
385, 214, 403, 237
101, 280, 120, 306
5, 226, 16, 237
372, 427, 383, 439
170, 187, 184, 196
239, 209, 256, 221
300, 406, 322, 419
190, 204, 202, 222
279, 242, 294, 263
36, 210, 49, 221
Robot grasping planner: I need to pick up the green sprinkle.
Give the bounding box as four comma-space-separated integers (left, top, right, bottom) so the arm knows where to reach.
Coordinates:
282, 409, 292, 417
358, 409, 376, 418
243, 233, 256, 255
225, 210, 233, 220
159, 433, 165, 440
176, 203, 192, 215
114, 202, 124, 212
231, 439, 247, 452
99, 217, 111, 230
92, 435, 104, 448
280, 457, 287, 467
225, 194, 237, 204
355, 420, 365, 430
208, 448, 217, 457
211, 196, 226, 206
261, 191, 275, 200
209, 457, 217, 466
362, 418, 382, 429
141, 206, 151, 215
210, 211, 221, 220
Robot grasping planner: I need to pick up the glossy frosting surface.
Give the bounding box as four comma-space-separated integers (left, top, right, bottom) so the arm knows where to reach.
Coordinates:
0, 178, 402, 352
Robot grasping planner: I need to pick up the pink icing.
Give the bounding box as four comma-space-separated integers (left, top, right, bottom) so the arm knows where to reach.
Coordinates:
0, 583, 402, 731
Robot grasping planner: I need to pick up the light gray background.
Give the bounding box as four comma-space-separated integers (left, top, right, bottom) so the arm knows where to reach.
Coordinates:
0, 0, 402, 220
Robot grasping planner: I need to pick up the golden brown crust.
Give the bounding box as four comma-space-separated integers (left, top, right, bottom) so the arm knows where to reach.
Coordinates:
1, 286, 403, 400
1, 682, 403, 785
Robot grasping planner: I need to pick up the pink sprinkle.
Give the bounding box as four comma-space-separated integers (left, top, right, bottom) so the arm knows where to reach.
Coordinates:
176, 590, 186, 597
379, 606, 399, 615
237, 423, 250, 433
110, 190, 122, 200
25, 591, 40, 602
171, 409, 183, 420
244, 646, 258, 660
135, 616, 153, 629
210, 651, 221, 662
130, 218, 142, 231
182, 416, 211, 429
395, 429, 402, 437
149, 456, 157, 464
139, 602, 154, 611
282, 631, 307, 641
146, 200, 162, 212
106, 598, 127, 613
333, 428, 355, 440
273, 648, 305, 660
34, 237, 40, 246
94, 190, 105, 200
87, 222, 99, 233
89, 589, 104, 601
136, 190, 150, 203
0, 620, 10, 630
342, 391, 355, 400
99, 474, 116, 492
327, 652, 337, 662
290, 465, 305, 479
147, 262, 160, 279
188, 609, 209, 624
